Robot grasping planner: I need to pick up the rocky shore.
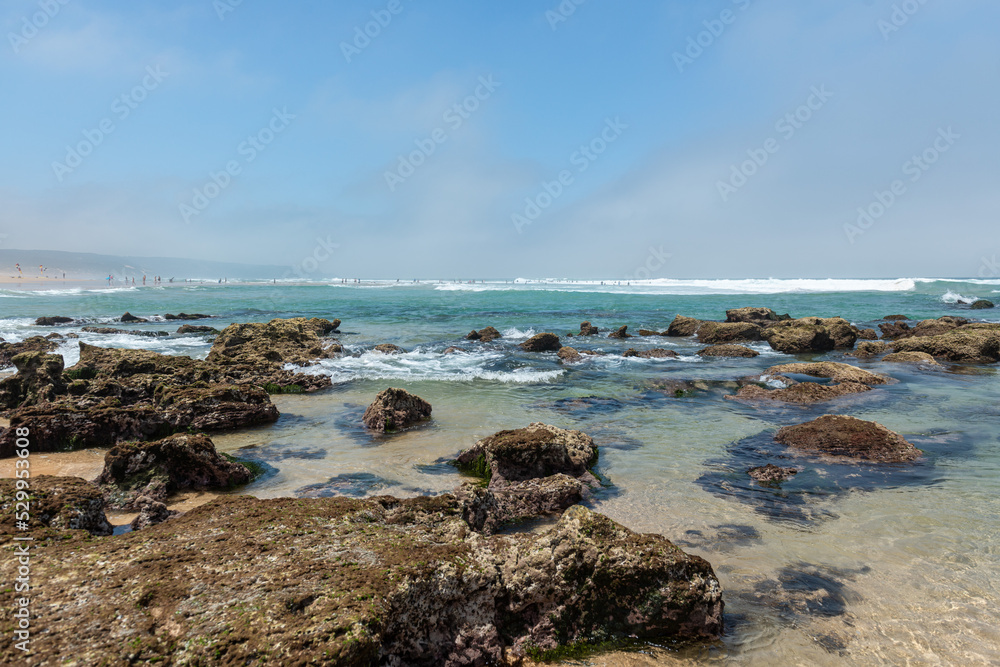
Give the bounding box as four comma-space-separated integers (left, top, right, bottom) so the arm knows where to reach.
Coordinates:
1, 305, 997, 664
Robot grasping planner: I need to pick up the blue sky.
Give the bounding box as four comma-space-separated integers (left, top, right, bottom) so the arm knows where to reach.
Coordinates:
1, 0, 997, 279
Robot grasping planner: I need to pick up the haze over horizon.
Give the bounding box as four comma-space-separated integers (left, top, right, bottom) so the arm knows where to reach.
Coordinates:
2, 1, 997, 280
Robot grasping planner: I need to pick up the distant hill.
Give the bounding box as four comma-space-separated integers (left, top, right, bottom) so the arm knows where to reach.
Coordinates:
0, 249, 290, 281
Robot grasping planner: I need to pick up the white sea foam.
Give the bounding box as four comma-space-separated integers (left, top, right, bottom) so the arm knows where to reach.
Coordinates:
500, 327, 536, 340
435, 278, 918, 295
290, 348, 564, 384
941, 290, 978, 304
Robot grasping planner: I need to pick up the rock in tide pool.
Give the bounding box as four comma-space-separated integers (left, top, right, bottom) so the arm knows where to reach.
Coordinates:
730, 362, 891, 405
80, 326, 169, 337
0, 475, 112, 536
889, 325, 1000, 363
362, 387, 432, 433
882, 351, 940, 365
454, 422, 600, 534
698, 344, 760, 358
129, 495, 180, 531
849, 341, 888, 359
519, 332, 561, 352
775, 415, 920, 463
96, 433, 253, 509
748, 464, 798, 484
878, 316, 970, 341
0, 494, 723, 665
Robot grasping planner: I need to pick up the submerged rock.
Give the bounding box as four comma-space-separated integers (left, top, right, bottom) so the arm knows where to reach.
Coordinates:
0, 494, 723, 665
371, 343, 405, 354
775, 415, 920, 463
970, 299, 995, 309
623, 348, 679, 359
698, 344, 760, 358
0, 475, 112, 536
519, 332, 561, 352
882, 314, 909, 321
748, 464, 798, 484
96, 433, 252, 509
666, 315, 702, 337
362, 387, 432, 433
697, 322, 763, 344
0, 335, 58, 369
765, 362, 891, 386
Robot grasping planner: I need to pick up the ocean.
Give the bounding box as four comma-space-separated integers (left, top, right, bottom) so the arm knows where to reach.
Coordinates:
2, 277, 999, 665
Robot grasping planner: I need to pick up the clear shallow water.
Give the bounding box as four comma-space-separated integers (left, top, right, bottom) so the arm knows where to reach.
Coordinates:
2, 278, 999, 665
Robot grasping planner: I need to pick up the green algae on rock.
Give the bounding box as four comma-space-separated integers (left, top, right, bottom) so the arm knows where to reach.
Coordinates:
0, 494, 722, 665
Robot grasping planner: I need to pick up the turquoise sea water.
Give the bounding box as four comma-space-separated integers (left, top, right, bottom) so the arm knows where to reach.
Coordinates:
2, 277, 999, 665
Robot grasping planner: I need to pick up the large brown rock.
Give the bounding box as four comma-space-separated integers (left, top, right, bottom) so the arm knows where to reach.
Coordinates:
466, 326, 502, 342
96, 433, 252, 509
0, 494, 723, 665
207, 317, 341, 366
775, 415, 920, 462
0, 335, 58, 369
0, 351, 67, 410
762, 317, 859, 353
557, 346, 583, 363
697, 322, 763, 344
34, 316, 73, 326
725, 307, 781, 324
519, 332, 561, 352
0, 344, 282, 456
666, 315, 702, 337
608, 325, 632, 339
879, 316, 971, 341
889, 325, 1000, 363
362, 387, 432, 433
971, 299, 995, 309
456, 422, 597, 483
764, 362, 891, 386
882, 351, 940, 365
578, 321, 599, 336
0, 475, 112, 536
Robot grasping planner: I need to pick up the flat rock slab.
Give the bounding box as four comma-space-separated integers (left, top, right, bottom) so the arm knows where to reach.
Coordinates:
775, 415, 920, 463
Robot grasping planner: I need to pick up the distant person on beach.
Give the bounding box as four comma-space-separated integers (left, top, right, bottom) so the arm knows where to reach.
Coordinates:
15, 263, 21, 277
143, 275, 146, 285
